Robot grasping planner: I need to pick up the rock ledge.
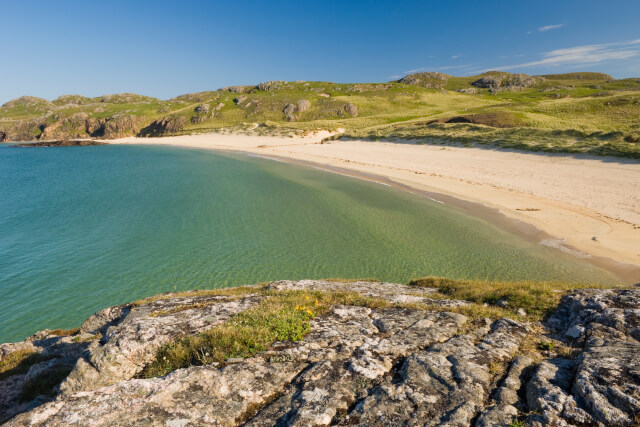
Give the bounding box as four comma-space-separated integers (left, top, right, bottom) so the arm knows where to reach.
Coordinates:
1, 280, 638, 426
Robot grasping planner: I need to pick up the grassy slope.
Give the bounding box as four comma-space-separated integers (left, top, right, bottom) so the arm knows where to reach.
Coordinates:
1, 73, 639, 157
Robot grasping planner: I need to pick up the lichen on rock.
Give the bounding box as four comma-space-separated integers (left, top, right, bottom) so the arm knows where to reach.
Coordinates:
1, 280, 639, 426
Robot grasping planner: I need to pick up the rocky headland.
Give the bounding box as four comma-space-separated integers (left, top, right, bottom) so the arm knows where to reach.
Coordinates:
1, 279, 639, 426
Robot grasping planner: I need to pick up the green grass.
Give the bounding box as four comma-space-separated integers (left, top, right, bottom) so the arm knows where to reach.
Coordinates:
139, 289, 392, 378
0, 349, 48, 381
48, 327, 81, 337
409, 276, 623, 320
2, 72, 639, 157
137, 276, 634, 379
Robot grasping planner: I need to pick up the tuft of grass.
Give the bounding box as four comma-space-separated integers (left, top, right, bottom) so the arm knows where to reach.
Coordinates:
538, 340, 555, 351
72, 333, 101, 343
48, 327, 80, 337
0, 349, 47, 381
140, 290, 393, 378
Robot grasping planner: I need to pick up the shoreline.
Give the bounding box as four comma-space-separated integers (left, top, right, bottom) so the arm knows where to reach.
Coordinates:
108, 132, 640, 283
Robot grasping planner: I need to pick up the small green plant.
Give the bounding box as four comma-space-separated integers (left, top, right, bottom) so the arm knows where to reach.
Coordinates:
140, 289, 395, 378
49, 327, 81, 337
0, 350, 48, 381
538, 340, 554, 351
509, 420, 525, 427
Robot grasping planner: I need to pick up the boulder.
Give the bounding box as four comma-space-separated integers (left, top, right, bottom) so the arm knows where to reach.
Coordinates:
256, 81, 285, 91
194, 104, 210, 114
344, 103, 358, 117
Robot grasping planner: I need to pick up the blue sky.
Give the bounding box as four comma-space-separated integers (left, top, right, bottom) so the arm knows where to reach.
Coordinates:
2, 0, 639, 103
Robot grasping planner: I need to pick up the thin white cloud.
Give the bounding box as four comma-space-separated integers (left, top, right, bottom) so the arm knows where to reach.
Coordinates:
437, 64, 472, 71
451, 54, 462, 60
402, 63, 470, 75
492, 39, 640, 71
538, 24, 564, 32
404, 67, 430, 74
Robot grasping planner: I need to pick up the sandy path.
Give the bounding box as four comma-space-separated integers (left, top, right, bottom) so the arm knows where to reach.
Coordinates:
110, 133, 640, 270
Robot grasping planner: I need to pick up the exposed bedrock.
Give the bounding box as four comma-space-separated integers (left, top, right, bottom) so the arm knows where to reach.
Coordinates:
1, 281, 639, 426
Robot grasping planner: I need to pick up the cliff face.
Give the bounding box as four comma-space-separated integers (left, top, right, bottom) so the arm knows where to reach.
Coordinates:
1, 280, 639, 426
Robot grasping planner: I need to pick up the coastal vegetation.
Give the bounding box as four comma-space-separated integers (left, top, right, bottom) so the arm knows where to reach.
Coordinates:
1, 71, 639, 157
138, 276, 626, 378
2, 278, 638, 425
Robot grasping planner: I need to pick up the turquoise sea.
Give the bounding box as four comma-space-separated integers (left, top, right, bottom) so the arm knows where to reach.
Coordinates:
0, 144, 617, 343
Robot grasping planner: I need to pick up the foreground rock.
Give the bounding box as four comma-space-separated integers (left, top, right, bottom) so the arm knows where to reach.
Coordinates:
1, 281, 639, 426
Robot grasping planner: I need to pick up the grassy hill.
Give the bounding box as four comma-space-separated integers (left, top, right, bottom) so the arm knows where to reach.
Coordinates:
1, 71, 639, 158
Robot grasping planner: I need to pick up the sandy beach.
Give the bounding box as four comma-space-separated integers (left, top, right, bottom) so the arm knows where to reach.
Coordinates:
110, 132, 640, 273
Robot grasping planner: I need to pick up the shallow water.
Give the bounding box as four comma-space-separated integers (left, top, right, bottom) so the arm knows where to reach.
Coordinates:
0, 144, 617, 342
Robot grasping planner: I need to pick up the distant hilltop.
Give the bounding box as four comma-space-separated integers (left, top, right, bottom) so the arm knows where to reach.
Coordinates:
1, 71, 639, 158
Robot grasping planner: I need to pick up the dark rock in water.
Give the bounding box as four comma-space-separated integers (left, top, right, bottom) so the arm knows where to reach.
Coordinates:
10, 139, 106, 147
1, 281, 639, 426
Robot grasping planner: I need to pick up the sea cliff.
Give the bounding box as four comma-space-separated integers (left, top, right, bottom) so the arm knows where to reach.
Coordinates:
1, 279, 639, 426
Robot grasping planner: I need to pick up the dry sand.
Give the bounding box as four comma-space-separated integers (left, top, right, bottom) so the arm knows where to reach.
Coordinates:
110, 132, 640, 273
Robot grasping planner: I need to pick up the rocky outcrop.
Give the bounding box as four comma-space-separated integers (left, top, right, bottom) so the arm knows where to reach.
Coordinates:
194, 104, 210, 114
282, 100, 312, 121
51, 95, 93, 106
1, 96, 52, 109
343, 103, 358, 117
1, 281, 639, 426
84, 115, 141, 138
220, 86, 251, 93
257, 81, 286, 91
100, 93, 158, 104
40, 113, 89, 140
138, 116, 187, 137
535, 289, 640, 426
472, 73, 545, 92
398, 72, 451, 89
